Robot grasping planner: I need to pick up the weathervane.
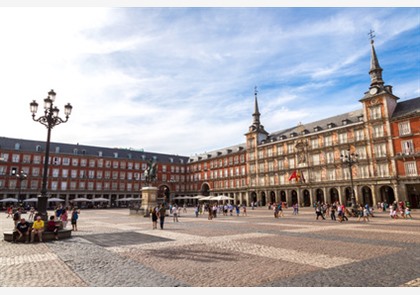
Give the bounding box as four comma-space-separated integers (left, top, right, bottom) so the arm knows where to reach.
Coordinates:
254, 85, 258, 97
368, 29, 376, 44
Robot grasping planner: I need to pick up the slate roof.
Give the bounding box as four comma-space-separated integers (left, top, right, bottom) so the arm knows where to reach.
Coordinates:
391, 97, 420, 119
0, 137, 189, 164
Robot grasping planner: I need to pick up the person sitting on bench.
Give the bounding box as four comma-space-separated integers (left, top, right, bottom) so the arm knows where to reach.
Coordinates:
30, 215, 44, 243
13, 218, 31, 243
46, 215, 60, 240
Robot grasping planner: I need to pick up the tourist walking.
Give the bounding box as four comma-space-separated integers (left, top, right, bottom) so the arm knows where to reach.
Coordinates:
157, 204, 166, 229
330, 203, 337, 221
315, 204, 325, 220
151, 206, 158, 229
173, 205, 179, 222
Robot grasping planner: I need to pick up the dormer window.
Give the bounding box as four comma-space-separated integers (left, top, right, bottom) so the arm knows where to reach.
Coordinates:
327, 123, 335, 129
342, 119, 350, 126
73, 148, 78, 155
290, 132, 297, 138
98, 151, 103, 157
114, 152, 118, 158
14, 143, 21, 150
358, 115, 364, 122
55, 146, 60, 153
169, 157, 174, 163
314, 126, 322, 132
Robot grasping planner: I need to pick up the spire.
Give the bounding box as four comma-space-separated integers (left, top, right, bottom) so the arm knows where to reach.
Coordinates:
252, 86, 261, 127
368, 30, 384, 87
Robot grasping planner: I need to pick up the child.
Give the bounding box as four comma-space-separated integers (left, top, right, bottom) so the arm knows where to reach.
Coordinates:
405, 207, 413, 219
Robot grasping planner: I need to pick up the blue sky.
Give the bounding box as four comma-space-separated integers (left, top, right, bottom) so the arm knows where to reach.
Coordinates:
0, 7, 418, 156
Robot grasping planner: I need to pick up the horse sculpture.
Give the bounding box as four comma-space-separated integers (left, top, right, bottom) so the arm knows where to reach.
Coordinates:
144, 159, 157, 185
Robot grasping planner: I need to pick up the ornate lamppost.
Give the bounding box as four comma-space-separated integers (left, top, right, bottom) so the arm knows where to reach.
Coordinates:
340, 148, 359, 212
16, 170, 28, 205
30, 90, 72, 221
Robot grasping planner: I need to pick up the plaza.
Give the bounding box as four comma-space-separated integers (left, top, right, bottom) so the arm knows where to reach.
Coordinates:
1, 206, 419, 287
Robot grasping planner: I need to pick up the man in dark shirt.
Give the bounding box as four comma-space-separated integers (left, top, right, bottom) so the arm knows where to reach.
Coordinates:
157, 204, 166, 230
14, 218, 31, 243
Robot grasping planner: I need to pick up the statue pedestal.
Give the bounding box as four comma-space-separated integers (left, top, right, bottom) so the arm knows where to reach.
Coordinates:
140, 186, 158, 217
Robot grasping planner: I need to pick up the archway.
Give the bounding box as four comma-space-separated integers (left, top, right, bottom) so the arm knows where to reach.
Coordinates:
361, 186, 373, 207
291, 190, 298, 205
280, 191, 286, 203
302, 189, 311, 207
251, 191, 257, 204
329, 188, 339, 204
344, 187, 354, 207
261, 192, 266, 206
379, 186, 395, 205
316, 189, 324, 204
201, 183, 210, 196
270, 191, 276, 204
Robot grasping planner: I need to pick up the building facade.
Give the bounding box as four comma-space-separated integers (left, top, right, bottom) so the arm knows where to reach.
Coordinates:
1, 40, 419, 209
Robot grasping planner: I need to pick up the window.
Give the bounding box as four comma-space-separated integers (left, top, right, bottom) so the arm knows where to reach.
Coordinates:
62, 169, 68, 177
88, 170, 95, 179
356, 147, 367, 160
51, 181, 58, 191
61, 182, 67, 190
268, 161, 274, 172
327, 169, 335, 180
402, 140, 414, 155
23, 155, 31, 163
33, 155, 41, 164
326, 152, 334, 164
287, 144, 294, 153
311, 139, 319, 149
113, 161, 118, 169
62, 158, 70, 165
97, 171, 103, 179
324, 136, 332, 147
405, 162, 417, 176
355, 129, 364, 141
259, 163, 265, 173
374, 143, 387, 157
377, 163, 389, 177
96, 183, 102, 191
12, 154, 20, 163
288, 157, 295, 169
339, 133, 348, 144
267, 147, 273, 157
370, 106, 381, 119
89, 160, 95, 167
32, 168, 40, 177
98, 159, 103, 168
277, 145, 284, 155
72, 159, 79, 166
373, 125, 384, 138
359, 165, 369, 179
398, 121, 411, 136
278, 159, 284, 170
52, 169, 59, 177
162, 165, 167, 172
80, 159, 87, 167
71, 170, 77, 178
312, 154, 320, 165
1, 153, 9, 162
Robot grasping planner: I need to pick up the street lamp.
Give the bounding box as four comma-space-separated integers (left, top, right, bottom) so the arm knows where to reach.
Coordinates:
30, 89, 72, 221
340, 148, 358, 212
16, 170, 28, 204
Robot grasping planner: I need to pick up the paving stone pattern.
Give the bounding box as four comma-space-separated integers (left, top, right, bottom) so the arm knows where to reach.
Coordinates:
0, 207, 419, 287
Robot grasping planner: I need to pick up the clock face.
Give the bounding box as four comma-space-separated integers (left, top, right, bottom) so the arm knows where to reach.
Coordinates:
369, 87, 378, 95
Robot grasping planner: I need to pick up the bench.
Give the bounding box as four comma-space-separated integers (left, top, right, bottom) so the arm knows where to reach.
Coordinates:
3, 221, 72, 242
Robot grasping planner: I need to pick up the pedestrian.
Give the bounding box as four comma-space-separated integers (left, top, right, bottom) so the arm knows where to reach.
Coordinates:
405, 207, 413, 219
208, 205, 213, 220
293, 203, 299, 215
30, 215, 44, 243
242, 204, 247, 216
330, 203, 336, 221
71, 208, 79, 231
340, 204, 348, 221
157, 204, 166, 229
235, 204, 240, 216
61, 208, 68, 228
315, 204, 325, 220
151, 206, 158, 229
194, 205, 199, 218
173, 205, 179, 222
274, 204, 279, 218
183, 203, 187, 214
28, 206, 36, 222
12, 208, 22, 229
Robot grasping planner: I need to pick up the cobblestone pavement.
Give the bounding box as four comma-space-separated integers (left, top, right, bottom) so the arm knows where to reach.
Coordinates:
0, 206, 419, 287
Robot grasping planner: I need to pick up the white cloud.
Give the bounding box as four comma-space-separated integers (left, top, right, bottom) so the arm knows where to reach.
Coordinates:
0, 7, 418, 156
